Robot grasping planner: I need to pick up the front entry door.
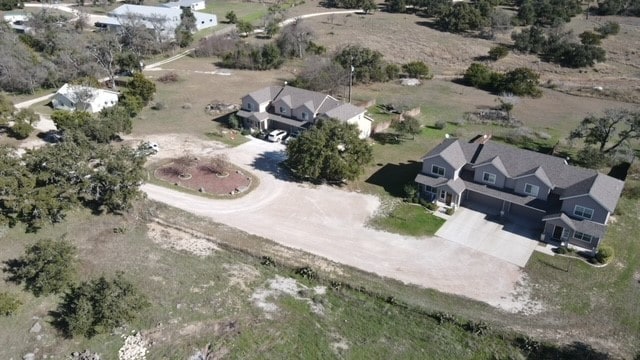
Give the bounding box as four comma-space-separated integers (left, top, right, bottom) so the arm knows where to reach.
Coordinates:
445, 193, 453, 206
552, 226, 563, 240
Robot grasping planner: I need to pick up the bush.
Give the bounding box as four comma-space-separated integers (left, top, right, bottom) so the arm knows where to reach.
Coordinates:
596, 21, 620, 37
6, 239, 77, 297
225, 10, 238, 24
445, 207, 455, 215
151, 101, 167, 111
0, 292, 21, 316
10, 120, 34, 139
579, 31, 602, 46
488, 45, 509, 60
54, 272, 149, 338
402, 61, 432, 79
385, 64, 401, 80
157, 72, 180, 83
595, 245, 614, 264
433, 120, 446, 130
225, 114, 240, 129
295, 266, 317, 280
422, 200, 438, 211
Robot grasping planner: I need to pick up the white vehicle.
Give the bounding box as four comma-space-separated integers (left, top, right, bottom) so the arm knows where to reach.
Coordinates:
267, 129, 287, 142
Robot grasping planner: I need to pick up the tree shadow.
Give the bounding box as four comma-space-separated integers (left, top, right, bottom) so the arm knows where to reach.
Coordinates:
2, 258, 25, 285
250, 150, 294, 182
526, 340, 612, 359
365, 161, 422, 197
371, 132, 404, 145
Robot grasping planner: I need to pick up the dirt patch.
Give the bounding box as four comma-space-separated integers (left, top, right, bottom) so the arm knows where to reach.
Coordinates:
250, 276, 327, 318
223, 263, 261, 291
147, 222, 219, 257
154, 159, 252, 196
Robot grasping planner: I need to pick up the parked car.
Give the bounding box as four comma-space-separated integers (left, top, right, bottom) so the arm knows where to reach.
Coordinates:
284, 130, 302, 144
267, 129, 287, 142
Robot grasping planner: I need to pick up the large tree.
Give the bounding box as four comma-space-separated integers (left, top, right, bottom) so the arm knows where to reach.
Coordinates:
569, 109, 640, 154
286, 119, 372, 182
5, 239, 77, 296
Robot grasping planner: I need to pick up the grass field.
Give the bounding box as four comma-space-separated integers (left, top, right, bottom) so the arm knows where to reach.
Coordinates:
369, 202, 445, 236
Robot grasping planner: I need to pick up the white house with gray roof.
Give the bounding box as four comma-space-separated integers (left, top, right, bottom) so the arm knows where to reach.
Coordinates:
236, 85, 373, 139
415, 136, 624, 250
161, 0, 206, 11
98, 4, 216, 38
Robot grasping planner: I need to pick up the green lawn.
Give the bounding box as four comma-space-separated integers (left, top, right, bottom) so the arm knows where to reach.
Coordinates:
370, 202, 445, 237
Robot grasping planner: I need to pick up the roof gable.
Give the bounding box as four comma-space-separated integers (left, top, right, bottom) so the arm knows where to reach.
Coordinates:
422, 139, 468, 170
513, 166, 553, 188
472, 156, 509, 176
560, 173, 624, 212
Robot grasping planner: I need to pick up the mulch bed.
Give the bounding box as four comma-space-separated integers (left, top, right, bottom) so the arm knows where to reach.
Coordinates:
154, 160, 252, 196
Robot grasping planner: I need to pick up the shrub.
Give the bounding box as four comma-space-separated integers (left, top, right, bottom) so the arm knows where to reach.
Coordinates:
0, 292, 21, 316
555, 246, 567, 254
445, 207, 455, 215
403, 184, 418, 202
151, 101, 167, 111
225, 10, 238, 24
10, 120, 34, 139
433, 120, 446, 130
595, 246, 614, 264
488, 45, 509, 60
402, 61, 432, 79
596, 21, 620, 37
385, 63, 401, 80
295, 266, 317, 280
579, 31, 603, 46
6, 239, 77, 297
422, 201, 438, 211
54, 272, 149, 338
157, 72, 180, 83
261, 256, 276, 267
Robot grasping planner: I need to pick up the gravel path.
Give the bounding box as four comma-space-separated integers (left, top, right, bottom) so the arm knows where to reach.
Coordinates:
143, 137, 536, 313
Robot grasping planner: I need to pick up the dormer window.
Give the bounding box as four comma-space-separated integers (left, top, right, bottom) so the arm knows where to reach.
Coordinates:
246, 102, 253, 110
279, 106, 286, 114
431, 165, 445, 177
302, 112, 308, 120
483, 172, 496, 184
524, 183, 539, 197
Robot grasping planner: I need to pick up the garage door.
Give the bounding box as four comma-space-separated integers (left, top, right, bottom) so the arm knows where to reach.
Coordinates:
509, 204, 545, 222
462, 190, 503, 215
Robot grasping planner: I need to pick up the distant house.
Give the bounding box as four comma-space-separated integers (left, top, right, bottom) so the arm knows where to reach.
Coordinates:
415, 136, 624, 250
97, 4, 217, 38
161, 0, 206, 11
52, 84, 119, 113
3, 11, 30, 33
236, 85, 373, 139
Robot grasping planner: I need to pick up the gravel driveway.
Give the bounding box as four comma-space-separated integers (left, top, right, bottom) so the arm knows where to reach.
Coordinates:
143, 137, 538, 313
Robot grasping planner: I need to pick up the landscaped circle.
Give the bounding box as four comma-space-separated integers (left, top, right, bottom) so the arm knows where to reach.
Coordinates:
154, 156, 252, 196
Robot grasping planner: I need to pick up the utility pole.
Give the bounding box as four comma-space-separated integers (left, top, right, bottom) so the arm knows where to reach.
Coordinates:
348, 58, 354, 103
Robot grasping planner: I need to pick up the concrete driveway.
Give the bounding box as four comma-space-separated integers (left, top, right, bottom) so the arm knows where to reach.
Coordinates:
436, 207, 540, 267
142, 137, 538, 313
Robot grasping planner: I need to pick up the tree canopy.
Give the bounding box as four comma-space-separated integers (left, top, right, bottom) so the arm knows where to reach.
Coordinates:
5, 239, 77, 296
286, 120, 373, 183
569, 109, 640, 154
54, 272, 149, 338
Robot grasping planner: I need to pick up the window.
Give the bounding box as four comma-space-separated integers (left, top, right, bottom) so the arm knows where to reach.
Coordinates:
301, 112, 308, 120
423, 185, 436, 195
482, 172, 496, 184
431, 165, 445, 177
573, 231, 594, 243
279, 106, 286, 114
524, 183, 539, 197
573, 205, 594, 220
246, 102, 253, 110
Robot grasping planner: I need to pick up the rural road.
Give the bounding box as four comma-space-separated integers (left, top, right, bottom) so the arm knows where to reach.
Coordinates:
143, 138, 537, 313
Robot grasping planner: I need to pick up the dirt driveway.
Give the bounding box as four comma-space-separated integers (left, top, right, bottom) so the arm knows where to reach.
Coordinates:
142, 136, 541, 313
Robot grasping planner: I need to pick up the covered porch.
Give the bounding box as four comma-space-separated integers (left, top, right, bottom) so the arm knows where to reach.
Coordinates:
415, 174, 465, 207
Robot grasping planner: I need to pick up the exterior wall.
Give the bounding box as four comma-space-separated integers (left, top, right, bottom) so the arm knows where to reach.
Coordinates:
513, 175, 551, 201
346, 114, 370, 139
542, 219, 601, 249
52, 94, 75, 111
242, 96, 268, 113
509, 204, 545, 223
291, 104, 313, 121
193, 13, 216, 31
422, 156, 456, 180
560, 195, 608, 224
190, 1, 206, 10
504, 178, 515, 191
472, 163, 507, 188
271, 99, 291, 117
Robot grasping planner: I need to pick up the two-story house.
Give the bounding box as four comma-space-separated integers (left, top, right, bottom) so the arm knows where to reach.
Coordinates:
236, 85, 373, 139
415, 136, 624, 250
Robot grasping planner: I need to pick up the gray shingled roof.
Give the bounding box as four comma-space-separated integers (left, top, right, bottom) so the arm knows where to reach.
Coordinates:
560, 173, 624, 212
473, 156, 509, 176
514, 167, 554, 188
542, 213, 607, 238
322, 103, 364, 122
422, 138, 467, 170
246, 86, 282, 104
275, 86, 331, 114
